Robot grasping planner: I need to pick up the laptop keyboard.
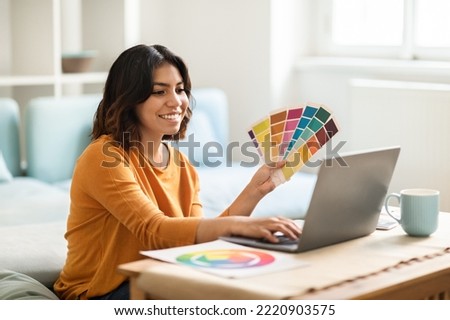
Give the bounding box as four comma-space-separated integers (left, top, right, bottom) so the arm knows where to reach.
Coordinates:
260, 235, 299, 245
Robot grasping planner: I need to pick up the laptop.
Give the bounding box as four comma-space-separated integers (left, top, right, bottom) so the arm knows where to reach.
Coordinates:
220, 146, 401, 253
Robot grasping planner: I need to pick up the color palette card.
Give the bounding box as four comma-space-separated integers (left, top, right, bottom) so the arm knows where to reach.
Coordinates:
247, 103, 339, 186
141, 240, 308, 278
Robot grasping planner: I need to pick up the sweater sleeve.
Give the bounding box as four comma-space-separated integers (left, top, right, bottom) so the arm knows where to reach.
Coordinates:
73, 140, 201, 249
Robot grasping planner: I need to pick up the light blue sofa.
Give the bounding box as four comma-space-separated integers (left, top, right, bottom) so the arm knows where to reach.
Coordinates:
0, 88, 316, 299
0, 95, 101, 299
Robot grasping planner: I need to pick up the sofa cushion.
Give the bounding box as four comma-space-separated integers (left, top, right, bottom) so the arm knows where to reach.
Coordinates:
197, 165, 317, 219
0, 177, 68, 287
0, 221, 67, 288
52, 179, 72, 192
0, 151, 13, 182
0, 270, 59, 300
0, 177, 69, 226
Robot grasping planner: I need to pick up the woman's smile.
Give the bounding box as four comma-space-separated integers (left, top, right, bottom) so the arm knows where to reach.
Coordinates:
158, 112, 183, 122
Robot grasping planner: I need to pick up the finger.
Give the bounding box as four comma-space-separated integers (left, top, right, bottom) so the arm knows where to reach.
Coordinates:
287, 219, 303, 234
271, 218, 302, 238
277, 224, 300, 239
274, 160, 286, 169
264, 160, 286, 170
260, 229, 280, 243
275, 216, 301, 228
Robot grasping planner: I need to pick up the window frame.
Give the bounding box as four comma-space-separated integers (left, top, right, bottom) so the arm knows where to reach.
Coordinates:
317, 0, 450, 61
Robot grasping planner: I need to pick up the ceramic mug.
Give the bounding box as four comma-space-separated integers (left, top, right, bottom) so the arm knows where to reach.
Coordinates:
384, 189, 439, 237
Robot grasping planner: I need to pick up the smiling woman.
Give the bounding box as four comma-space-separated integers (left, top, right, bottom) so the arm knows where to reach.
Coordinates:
91, 45, 193, 149
135, 63, 189, 167
52, 44, 301, 300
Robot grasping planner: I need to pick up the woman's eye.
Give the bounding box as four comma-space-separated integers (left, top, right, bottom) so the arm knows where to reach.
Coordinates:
176, 88, 185, 94
152, 90, 165, 95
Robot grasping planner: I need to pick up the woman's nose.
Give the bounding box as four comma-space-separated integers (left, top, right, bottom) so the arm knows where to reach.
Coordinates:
167, 91, 182, 107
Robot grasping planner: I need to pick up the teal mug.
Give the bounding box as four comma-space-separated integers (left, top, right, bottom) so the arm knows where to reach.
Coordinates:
384, 189, 439, 237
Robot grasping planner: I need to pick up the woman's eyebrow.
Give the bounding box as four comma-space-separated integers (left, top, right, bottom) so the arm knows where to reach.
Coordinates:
153, 81, 184, 87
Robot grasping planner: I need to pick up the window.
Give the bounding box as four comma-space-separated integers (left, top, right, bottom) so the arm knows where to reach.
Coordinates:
415, 0, 450, 47
332, 0, 404, 47
319, 0, 450, 60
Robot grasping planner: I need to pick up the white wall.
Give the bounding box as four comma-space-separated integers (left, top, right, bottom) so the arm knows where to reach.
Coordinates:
83, 0, 126, 71
270, 0, 318, 108
347, 79, 450, 211
77, 0, 319, 151
294, 60, 450, 210
136, 0, 323, 159
140, 0, 272, 151
0, 0, 11, 75
11, 0, 54, 75
295, 59, 450, 150
0, 0, 11, 96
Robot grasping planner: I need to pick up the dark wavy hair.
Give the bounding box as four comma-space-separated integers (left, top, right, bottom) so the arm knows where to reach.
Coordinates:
91, 44, 192, 150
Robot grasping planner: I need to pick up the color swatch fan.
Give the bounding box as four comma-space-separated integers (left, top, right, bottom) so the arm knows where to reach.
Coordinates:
247, 102, 339, 186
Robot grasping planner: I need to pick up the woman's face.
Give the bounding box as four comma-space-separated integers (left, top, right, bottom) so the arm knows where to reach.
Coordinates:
136, 62, 189, 142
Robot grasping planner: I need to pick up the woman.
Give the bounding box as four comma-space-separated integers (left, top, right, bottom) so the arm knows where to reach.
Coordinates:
54, 44, 300, 299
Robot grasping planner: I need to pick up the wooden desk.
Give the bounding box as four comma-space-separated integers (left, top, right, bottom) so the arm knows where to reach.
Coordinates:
119, 212, 450, 300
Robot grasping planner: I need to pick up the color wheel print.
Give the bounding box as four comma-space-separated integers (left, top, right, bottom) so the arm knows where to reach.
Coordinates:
176, 249, 275, 269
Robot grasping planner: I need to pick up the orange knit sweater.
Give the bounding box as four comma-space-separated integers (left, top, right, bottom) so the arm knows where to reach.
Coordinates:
54, 135, 214, 299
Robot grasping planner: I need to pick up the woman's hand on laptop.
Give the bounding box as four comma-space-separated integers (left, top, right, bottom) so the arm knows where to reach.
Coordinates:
196, 216, 302, 244
229, 216, 302, 243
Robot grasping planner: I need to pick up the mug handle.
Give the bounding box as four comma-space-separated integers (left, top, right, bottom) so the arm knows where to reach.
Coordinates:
384, 193, 401, 223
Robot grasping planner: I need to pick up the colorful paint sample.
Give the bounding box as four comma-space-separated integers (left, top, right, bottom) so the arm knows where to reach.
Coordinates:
285, 105, 332, 160
269, 109, 288, 162
176, 249, 275, 269
279, 107, 303, 160
283, 105, 319, 159
248, 117, 271, 160
248, 103, 339, 186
